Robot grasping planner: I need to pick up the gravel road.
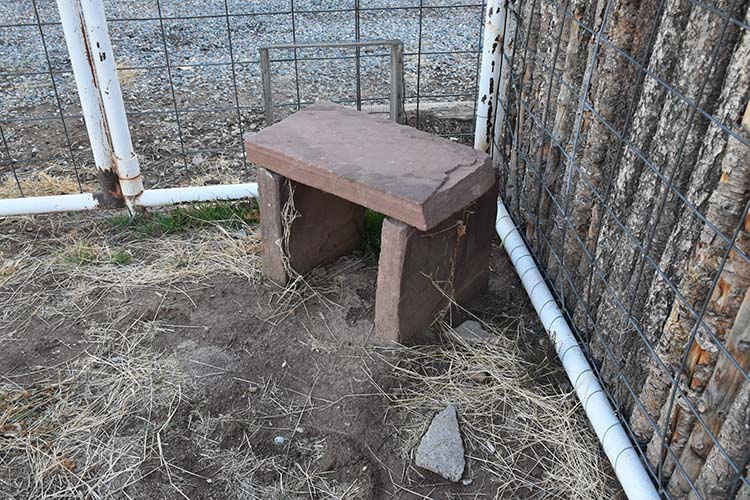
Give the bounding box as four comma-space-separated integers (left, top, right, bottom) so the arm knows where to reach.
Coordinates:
0, 0, 483, 191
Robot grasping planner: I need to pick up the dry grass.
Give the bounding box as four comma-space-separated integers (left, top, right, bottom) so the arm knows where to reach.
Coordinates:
0, 313, 364, 499
0, 209, 262, 338
0, 171, 95, 198
0, 317, 193, 499
375, 318, 618, 500
0, 204, 368, 499
205, 439, 365, 499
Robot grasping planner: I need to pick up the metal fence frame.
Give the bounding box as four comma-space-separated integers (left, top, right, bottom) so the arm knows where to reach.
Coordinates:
259, 39, 405, 126
0, 0, 487, 204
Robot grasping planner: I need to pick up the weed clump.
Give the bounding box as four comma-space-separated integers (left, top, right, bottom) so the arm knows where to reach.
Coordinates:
111, 201, 259, 236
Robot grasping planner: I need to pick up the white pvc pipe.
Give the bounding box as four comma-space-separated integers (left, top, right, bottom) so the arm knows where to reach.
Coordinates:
79, 0, 143, 201
495, 200, 660, 500
474, 0, 505, 153
136, 184, 259, 207
57, 0, 113, 174
0, 193, 100, 217
0, 184, 259, 217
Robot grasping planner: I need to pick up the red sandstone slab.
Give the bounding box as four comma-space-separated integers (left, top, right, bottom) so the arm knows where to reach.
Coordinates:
374, 182, 497, 342
244, 101, 494, 231
258, 167, 365, 285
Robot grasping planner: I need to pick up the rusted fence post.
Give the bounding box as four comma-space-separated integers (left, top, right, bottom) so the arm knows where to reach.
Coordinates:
57, 0, 143, 211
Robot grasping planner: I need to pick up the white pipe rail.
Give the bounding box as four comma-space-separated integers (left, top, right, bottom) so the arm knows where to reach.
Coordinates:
136, 184, 259, 207
473, 0, 505, 153
494, 201, 660, 500
0, 184, 260, 218
0, 193, 101, 217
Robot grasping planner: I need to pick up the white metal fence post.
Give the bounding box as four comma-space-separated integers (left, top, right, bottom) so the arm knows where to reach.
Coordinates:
56, 0, 121, 205
78, 0, 144, 209
473, 0, 504, 153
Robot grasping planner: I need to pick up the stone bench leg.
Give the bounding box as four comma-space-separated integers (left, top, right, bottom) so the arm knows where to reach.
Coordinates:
374, 183, 498, 343
258, 167, 365, 285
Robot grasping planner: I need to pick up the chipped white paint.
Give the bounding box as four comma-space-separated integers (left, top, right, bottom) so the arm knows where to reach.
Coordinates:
77, 0, 144, 206
56, 0, 113, 176
473, 0, 506, 153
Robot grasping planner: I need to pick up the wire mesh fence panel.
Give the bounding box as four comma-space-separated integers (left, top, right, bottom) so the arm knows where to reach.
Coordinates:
493, 0, 750, 497
0, 0, 485, 200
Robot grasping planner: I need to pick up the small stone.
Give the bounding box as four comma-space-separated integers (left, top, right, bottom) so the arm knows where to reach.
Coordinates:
273, 436, 285, 446
484, 440, 496, 454
461, 478, 473, 486
414, 404, 465, 482
454, 320, 491, 344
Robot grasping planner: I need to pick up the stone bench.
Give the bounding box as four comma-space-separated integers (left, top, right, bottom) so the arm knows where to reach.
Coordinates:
245, 102, 497, 343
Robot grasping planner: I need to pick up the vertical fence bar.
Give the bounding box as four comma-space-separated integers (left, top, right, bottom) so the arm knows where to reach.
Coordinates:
32, 0, 82, 192
223, 0, 249, 177
0, 122, 22, 197
390, 42, 404, 123
260, 47, 274, 126
415, 0, 424, 127
354, 0, 362, 111
290, 0, 302, 112
155, 0, 190, 179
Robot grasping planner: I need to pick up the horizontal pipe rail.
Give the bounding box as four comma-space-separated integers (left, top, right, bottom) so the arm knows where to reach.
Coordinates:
0, 183, 259, 218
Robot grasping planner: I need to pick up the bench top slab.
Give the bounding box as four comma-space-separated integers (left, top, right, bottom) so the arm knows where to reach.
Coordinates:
244, 102, 494, 231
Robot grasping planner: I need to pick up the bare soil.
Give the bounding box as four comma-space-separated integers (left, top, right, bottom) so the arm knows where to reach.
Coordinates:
0, 210, 617, 499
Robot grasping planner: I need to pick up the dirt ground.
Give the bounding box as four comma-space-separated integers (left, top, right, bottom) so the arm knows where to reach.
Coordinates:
0, 208, 620, 499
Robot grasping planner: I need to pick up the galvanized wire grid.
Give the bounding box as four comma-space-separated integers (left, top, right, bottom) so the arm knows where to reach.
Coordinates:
494, 0, 750, 497
0, 0, 486, 197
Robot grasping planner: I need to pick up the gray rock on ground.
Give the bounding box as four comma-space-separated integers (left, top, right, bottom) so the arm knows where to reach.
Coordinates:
414, 404, 466, 482
454, 320, 491, 344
